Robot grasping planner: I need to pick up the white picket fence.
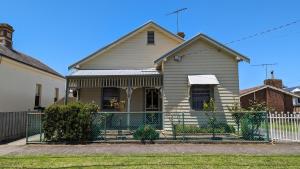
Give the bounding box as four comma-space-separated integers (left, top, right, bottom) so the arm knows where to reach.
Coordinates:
269, 112, 300, 142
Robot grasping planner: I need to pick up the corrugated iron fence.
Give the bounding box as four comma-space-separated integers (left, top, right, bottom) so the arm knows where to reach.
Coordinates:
0, 111, 30, 142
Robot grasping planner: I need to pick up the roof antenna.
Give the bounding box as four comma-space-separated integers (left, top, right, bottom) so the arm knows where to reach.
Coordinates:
252, 63, 277, 80
166, 8, 187, 33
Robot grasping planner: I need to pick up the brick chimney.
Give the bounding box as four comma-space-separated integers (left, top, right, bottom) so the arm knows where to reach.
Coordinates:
0, 23, 14, 48
177, 32, 185, 38
264, 79, 283, 89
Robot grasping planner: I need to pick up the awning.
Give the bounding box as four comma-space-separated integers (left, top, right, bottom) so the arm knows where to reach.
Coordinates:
188, 75, 219, 85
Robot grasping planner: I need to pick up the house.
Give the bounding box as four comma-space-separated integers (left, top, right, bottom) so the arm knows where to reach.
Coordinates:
240, 79, 300, 112
285, 86, 300, 112
66, 21, 250, 129
0, 23, 65, 112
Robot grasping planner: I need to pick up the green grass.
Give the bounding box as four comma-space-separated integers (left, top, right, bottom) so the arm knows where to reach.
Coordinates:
1, 154, 300, 169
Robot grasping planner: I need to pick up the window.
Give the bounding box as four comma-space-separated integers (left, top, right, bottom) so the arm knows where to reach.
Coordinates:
54, 88, 59, 102
147, 31, 155, 44
102, 88, 120, 110
145, 88, 161, 111
35, 84, 42, 107
190, 85, 211, 111
298, 98, 300, 104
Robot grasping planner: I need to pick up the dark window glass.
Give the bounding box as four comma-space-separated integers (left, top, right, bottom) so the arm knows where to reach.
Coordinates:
190, 85, 211, 111
54, 88, 59, 102
145, 88, 160, 111
102, 88, 120, 111
298, 98, 300, 104
147, 31, 155, 44
35, 84, 42, 107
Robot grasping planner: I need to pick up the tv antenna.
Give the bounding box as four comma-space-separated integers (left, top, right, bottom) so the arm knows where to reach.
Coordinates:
167, 8, 187, 33
252, 63, 277, 80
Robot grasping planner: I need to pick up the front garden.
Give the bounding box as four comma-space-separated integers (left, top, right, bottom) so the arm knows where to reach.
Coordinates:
26, 100, 270, 143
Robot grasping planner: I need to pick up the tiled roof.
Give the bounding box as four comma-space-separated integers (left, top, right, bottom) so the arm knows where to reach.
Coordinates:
240, 85, 264, 95
0, 45, 64, 78
68, 68, 161, 77
240, 85, 300, 98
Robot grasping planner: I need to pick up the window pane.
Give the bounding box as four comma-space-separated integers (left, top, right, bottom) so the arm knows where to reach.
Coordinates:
147, 31, 155, 44
102, 88, 120, 110
190, 85, 211, 110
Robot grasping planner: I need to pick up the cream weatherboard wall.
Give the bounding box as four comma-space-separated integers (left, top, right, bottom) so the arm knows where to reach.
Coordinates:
162, 39, 240, 127
79, 26, 182, 69
0, 57, 65, 112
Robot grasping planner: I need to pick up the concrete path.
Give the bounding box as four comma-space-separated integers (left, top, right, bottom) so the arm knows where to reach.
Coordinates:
1, 143, 300, 156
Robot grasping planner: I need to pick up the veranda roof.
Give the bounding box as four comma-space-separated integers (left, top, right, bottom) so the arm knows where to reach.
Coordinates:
69, 68, 161, 77
188, 75, 220, 85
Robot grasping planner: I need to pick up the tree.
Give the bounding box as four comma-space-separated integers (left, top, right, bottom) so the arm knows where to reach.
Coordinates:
203, 98, 218, 139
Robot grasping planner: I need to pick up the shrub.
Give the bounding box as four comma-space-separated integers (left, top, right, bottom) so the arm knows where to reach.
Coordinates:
240, 112, 266, 140
133, 125, 159, 143
43, 102, 99, 142
176, 123, 235, 134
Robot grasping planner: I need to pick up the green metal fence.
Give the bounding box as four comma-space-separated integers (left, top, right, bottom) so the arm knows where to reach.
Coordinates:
26, 111, 270, 143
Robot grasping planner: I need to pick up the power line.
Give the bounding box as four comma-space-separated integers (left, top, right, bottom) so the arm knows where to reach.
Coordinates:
225, 19, 300, 45
181, 19, 300, 57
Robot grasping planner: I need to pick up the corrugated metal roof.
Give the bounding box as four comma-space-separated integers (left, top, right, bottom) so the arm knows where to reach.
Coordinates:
69, 68, 161, 77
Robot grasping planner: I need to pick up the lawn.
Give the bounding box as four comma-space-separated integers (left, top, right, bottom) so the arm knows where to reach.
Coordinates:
0, 154, 300, 169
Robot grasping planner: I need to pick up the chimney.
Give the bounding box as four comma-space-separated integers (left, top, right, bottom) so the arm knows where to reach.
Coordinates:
177, 32, 185, 38
0, 23, 14, 48
264, 79, 283, 89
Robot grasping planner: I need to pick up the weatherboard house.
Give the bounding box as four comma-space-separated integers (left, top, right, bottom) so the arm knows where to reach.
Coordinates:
66, 21, 250, 128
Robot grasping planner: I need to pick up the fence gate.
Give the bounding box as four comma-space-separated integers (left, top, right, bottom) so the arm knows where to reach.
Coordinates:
269, 112, 300, 142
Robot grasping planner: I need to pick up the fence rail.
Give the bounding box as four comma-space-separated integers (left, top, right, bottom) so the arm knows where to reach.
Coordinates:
269, 112, 300, 142
0, 111, 31, 142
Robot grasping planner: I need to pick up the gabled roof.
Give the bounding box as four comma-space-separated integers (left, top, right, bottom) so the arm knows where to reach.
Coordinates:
154, 33, 250, 64
68, 21, 184, 70
0, 45, 64, 78
240, 85, 300, 98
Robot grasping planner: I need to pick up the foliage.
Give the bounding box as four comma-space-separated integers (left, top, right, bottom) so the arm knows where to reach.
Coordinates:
203, 98, 218, 139
240, 112, 266, 140
43, 102, 99, 142
176, 123, 235, 134
133, 125, 159, 143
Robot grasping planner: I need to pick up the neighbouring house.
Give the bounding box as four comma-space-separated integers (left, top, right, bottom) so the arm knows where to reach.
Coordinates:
240, 79, 300, 112
0, 23, 65, 112
66, 21, 250, 129
284, 86, 300, 112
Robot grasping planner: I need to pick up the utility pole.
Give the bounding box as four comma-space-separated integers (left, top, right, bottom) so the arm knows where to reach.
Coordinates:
166, 8, 187, 33
252, 63, 277, 79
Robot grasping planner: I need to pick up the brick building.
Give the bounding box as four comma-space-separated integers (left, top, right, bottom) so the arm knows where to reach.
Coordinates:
240, 79, 300, 112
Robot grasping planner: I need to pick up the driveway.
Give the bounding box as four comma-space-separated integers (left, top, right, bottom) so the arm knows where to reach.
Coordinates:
1, 143, 300, 156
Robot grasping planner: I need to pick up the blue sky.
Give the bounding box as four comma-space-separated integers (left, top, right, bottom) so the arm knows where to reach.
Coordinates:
1, 0, 299, 89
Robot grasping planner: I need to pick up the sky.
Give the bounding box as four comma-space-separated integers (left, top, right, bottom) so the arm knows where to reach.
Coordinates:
1, 0, 299, 89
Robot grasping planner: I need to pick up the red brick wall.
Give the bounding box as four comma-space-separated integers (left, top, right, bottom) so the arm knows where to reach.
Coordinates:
240, 88, 293, 112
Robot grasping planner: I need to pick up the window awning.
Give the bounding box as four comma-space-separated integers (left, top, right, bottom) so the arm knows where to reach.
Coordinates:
188, 75, 219, 85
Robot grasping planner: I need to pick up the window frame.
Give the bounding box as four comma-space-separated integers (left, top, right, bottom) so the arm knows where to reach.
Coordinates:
190, 85, 213, 111
54, 88, 59, 103
34, 84, 42, 108
147, 31, 155, 45
102, 87, 120, 111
